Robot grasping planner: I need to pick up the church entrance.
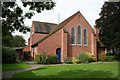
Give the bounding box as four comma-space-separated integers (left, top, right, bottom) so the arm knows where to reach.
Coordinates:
56, 48, 61, 61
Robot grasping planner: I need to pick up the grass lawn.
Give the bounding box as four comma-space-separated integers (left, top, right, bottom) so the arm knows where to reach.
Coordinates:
2, 63, 32, 71
12, 62, 119, 79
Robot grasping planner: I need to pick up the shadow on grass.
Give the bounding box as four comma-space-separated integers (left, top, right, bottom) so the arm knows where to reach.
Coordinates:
40, 70, 113, 78
13, 68, 116, 79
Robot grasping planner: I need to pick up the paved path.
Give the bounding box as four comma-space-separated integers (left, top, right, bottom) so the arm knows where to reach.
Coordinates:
2, 62, 44, 78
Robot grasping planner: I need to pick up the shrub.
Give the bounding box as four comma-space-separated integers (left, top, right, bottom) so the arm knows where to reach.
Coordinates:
34, 52, 47, 64
105, 56, 115, 62
77, 53, 89, 63
2, 47, 17, 63
34, 54, 41, 64
98, 54, 106, 61
77, 53, 95, 63
41, 52, 48, 64
86, 52, 96, 62
34, 52, 59, 64
72, 57, 80, 64
64, 57, 73, 64
47, 55, 58, 64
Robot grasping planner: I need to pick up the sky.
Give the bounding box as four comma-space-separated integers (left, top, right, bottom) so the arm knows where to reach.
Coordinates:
12, 0, 106, 44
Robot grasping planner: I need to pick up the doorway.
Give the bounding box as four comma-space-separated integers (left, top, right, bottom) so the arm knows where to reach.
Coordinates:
56, 48, 61, 61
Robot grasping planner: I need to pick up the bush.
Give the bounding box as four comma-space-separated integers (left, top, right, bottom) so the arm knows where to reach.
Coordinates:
2, 47, 17, 63
64, 57, 73, 64
47, 55, 58, 64
98, 54, 106, 61
77, 53, 95, 63
77, 53, 89, 63
87, 53, 96, 62
34, 52, 58, 64
34, 54, 41, 64
41, 52, 48, 64
105, 56, 115, 62
34, 52, 47, 64
72, 57, 80, 64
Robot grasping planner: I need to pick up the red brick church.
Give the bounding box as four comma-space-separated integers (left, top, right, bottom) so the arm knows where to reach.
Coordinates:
17, 11, 105, 61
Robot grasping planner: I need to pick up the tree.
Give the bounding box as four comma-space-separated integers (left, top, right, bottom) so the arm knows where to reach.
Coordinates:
2, 35, 26, 47
12, 35, 26, 47
96, 2, 120, 60
1, 1, 55, 47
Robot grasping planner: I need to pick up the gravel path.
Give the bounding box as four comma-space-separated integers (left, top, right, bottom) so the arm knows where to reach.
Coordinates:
2, 62, 44, 78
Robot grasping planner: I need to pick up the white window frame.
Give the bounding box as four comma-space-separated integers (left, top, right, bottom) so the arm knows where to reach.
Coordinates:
71, 27, 76, 45
83, 28, 88, 46
77, 25, 82, 46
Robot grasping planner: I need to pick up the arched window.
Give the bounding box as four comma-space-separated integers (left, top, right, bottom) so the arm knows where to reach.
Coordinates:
78, 26, 82, 45
83, 29, 88, 45
71, 27, 75, 44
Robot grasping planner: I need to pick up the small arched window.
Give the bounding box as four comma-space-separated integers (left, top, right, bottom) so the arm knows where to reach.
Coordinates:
78, 26, 82, 45
83, 29, 88, 45
71, 27, 75, 44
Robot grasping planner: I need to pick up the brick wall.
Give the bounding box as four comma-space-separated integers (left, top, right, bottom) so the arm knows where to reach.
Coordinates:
37, 29, 62, 55
64, 12, 96, 58
34, 12, 98, 61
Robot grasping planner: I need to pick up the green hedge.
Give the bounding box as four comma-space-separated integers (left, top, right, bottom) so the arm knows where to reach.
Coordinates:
2, 48, 17, 63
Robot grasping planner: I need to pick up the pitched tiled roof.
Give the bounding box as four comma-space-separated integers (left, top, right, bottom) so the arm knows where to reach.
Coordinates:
33, 21, 57, 34
31, 11, 95, 47
31, 11, 80, 47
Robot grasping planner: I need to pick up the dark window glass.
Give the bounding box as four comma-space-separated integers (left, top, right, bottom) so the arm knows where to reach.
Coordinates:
71, 28, 75, 44
78, 26, 82, 45
84, 29, 88, 45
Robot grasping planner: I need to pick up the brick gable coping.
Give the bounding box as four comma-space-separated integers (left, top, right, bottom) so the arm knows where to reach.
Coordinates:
31, 11, 96, 47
